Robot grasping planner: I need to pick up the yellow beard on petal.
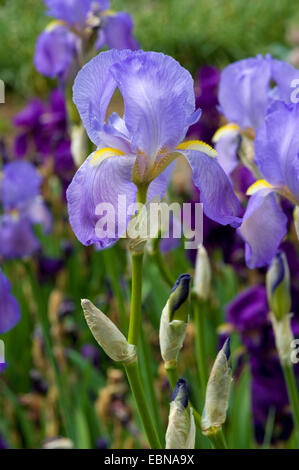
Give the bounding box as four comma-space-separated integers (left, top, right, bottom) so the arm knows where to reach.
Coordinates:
89, 147, 125, 167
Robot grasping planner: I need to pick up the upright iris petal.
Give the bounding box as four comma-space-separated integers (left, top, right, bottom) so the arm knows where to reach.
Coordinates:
1, 161, 41, 212
0, 269, 21, 334
43, 0, 108, 27
98, 12, 139, 51
218, 56, 272, 129
254, 100, 299, 203
68, 49, 242, 248
34, 26, 79, 79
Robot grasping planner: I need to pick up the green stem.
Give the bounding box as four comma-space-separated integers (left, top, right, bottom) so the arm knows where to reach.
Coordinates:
192, 295, 208, 400
24, 261, 74, 442
282, 364, 299, 447
166, 365, 179, 389
125, 361, 162, 449
207, 429, 228, 449
151, 237, 175, 288
128, 252, 144, 345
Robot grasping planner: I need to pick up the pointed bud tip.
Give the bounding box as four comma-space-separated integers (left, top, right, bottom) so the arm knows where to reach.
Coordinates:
223, 337, 231, 360
171, 273, 191, 294
171, 377, 189, 408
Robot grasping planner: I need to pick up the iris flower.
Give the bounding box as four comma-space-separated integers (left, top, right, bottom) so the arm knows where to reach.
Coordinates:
34, 0, 139, 80
238, 101, 299, 268
66, 49, 242, 249
214, 55, 299, 175
0, 161, 52, 259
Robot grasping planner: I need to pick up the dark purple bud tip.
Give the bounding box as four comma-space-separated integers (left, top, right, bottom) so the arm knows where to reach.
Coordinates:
171, 377, 189, 408
223, 337, 231, 360
270, 250, 285, 293
169, 274, 191, 319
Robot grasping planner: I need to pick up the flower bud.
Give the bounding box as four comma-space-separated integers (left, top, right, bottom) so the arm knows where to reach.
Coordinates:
71, 124, 87, 167
81, 299, 136, 365
159, 274, 191, 367
193, 244, 211, 300
165, 378, 196, 449
270, 313, 294, 365
266, 251, 291, 320
201, 338, 232, 434
294, 206, 299, 241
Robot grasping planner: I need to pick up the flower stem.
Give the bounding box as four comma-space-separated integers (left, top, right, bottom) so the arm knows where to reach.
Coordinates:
151, 236, 175, 287
282, 363, 299, 446
207, 428, 228, 449
128, 252, 144, 345
192, 295, 208, 400
125, 361, 162, 449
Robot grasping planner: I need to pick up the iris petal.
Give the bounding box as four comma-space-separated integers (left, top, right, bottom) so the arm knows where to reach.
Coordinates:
66, 151, 137, 248
180, 149, 242, 227
238, 190, 287, 268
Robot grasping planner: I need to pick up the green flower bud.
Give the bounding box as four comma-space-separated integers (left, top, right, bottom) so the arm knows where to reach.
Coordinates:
266, 251, 291, 320
193, 244, 211, 300
159, 275, 191, 367
201, 338, 232, 434
81, 299, 136, 365
165, 378, 195, 449
270, 313, 294, 365
294, 206, 299, 241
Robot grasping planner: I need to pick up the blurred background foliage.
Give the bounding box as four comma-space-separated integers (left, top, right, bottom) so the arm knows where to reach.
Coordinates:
0, 0, 297, 99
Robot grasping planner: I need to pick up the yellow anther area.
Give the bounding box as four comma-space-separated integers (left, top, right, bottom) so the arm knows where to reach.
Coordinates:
45, 20, 66, 32
177, 140, 217, 158
89, 147, 125, 167
246, 179, 273, 196
212, 123, 240, 142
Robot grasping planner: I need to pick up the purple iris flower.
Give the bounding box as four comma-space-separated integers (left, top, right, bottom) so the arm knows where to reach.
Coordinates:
0, 161, 52, 259
238, 100, 299, 268
226, 285, 299, 444
214, 55, 299, 175
35, 0, 138, 80
66, 49, 242, 249
0, 268, 21, 334
186, 65, 220, 144
13, 89, 75, 198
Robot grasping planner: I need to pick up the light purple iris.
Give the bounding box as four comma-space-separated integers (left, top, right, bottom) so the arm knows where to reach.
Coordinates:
0, 161, 52, 259
238, 100, 299, 268
215, 55, 299, 175
34, 0, 139, 80
66, 49, 242, 249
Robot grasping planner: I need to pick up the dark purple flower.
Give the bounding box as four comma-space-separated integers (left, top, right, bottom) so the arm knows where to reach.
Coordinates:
0, 268, 21, 334
187, 66, 220, 144
226, 284, 299, 444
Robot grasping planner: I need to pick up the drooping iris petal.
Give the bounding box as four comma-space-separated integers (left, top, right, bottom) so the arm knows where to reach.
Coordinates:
254, 100, 299, 202
66, 152, 137, 247
13, 99, 44, 128
73, 49, 131, 146
43, 0, 108, 26
110, 51, 199, 158
0, 215, 40, 259
34, 26, 78, 79
1, 161, 42, 212
238, 190, 287, 268
0, 268, 21, 334
218, 57, 271, 129
180, 149, 242, 227
99, 12, 139, 51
